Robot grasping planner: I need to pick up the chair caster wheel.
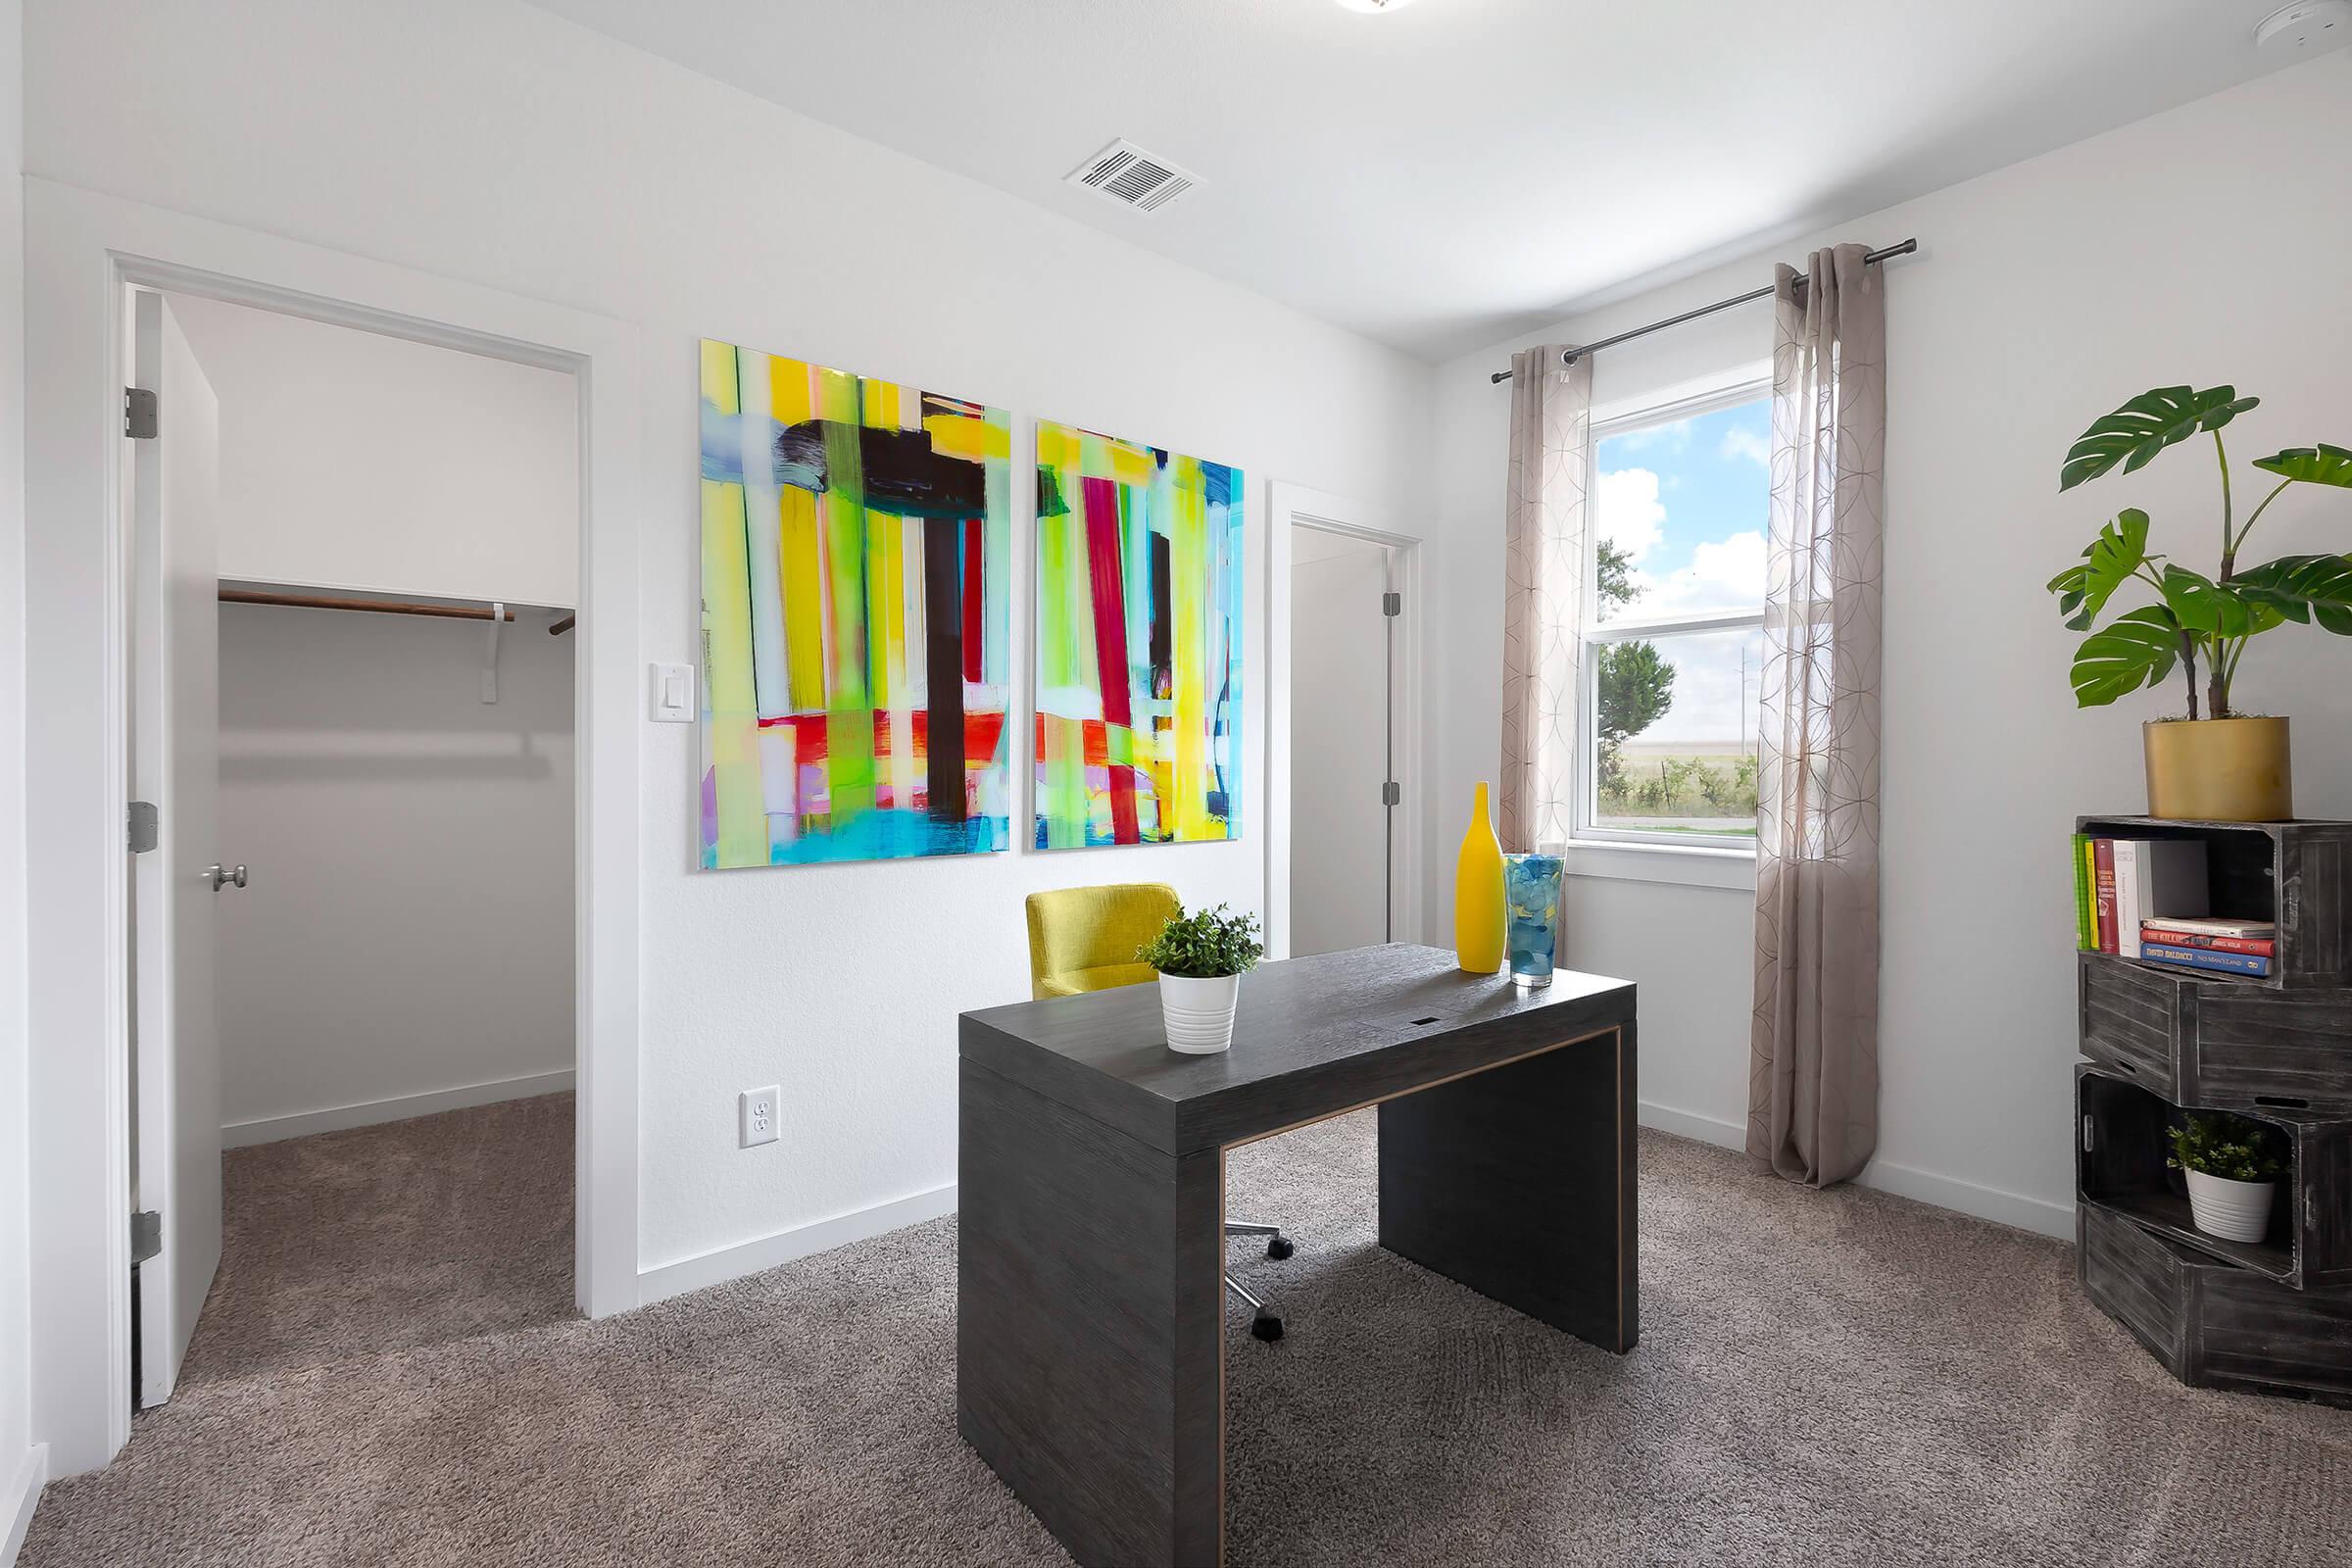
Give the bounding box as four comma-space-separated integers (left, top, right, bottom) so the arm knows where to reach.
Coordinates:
1265, 1235, 1295, 1260
1250, 1311, 1285, 1343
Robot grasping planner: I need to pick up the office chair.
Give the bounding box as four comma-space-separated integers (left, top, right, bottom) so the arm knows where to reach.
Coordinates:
1024, 883, 1297, 1342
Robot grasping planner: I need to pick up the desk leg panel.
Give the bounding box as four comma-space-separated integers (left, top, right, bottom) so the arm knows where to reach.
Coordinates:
1376, 1023, 1638, 1352
957, 1060, 1223, 1567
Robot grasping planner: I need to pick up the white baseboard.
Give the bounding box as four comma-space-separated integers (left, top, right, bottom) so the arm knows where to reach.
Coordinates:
638, 1182, 959, 1307
1639, 1099, 2076, 1242
3, 1445, 48, 1567
220, 1068, 575, 1149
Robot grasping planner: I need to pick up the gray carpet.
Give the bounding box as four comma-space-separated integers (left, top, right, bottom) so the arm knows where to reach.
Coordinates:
20, 1096, 2352, 1566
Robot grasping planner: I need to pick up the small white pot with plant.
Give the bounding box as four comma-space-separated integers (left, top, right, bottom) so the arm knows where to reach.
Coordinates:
2167, 1111, 2286, 1245
1139, 903, 1263, 1055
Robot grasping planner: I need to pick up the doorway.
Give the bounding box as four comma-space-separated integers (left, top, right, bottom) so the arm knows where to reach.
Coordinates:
123, 288, 583, 1407
1266, 483, 1422, 961
26, 183, 643, 1474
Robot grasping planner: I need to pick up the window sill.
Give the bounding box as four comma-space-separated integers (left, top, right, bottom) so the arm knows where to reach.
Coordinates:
1562, 839, 1757, 892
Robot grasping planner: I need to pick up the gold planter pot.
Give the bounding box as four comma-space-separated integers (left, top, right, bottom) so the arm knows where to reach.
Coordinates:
2143, 716, 2293, 822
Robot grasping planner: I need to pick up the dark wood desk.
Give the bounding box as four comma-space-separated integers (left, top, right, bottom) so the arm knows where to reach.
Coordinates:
956, 944, 1639, 1567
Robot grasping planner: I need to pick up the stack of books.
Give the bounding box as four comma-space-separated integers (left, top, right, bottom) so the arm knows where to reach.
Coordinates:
2137, 917, 2276, 977
2071, 833, 2273, 976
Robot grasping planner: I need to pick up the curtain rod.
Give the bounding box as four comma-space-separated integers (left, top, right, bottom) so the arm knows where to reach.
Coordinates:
220, 586, 575, 635
1487, 238, 1917, 384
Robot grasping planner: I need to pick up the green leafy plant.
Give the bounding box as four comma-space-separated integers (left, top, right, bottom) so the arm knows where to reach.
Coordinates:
2048, 385, 2352, 718
1138, 904, 1264, 980
2166, 1111, 2286, 1184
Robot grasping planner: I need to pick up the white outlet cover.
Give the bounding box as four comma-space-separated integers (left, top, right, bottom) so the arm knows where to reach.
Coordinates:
739, 1086, 780, 1149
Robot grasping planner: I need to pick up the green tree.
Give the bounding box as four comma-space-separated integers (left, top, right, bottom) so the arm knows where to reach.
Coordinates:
1593, 541, 1675, 800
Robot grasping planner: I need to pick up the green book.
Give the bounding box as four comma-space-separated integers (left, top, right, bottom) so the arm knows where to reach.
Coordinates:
2072, 833, 2095, 951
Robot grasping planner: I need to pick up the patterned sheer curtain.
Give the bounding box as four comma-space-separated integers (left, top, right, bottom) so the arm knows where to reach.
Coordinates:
1747, 244, 1886, 1189
1498, 346, 1592, 854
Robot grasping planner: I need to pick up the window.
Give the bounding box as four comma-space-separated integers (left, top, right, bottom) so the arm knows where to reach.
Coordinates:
1578, 381, 1768, 850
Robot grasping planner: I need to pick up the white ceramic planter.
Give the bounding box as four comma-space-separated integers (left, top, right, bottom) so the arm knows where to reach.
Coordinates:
1158, 971, 1241, 1054
2184, 1169, 2276, 1244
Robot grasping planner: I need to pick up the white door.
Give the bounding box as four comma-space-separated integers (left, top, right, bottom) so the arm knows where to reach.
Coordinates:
1288, 527, 1396, 956
131, 291, 226, 1406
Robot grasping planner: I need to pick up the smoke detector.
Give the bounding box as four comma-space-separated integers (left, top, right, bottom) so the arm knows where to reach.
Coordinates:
2255, 2, 2350, 53
1064, 139, 1201, 215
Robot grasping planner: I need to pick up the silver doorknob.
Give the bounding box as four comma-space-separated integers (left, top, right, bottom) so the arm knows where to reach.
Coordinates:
206, 863, 248, 892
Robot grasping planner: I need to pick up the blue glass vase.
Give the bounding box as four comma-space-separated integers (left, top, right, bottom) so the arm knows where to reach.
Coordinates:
1503, 853, 1563, 988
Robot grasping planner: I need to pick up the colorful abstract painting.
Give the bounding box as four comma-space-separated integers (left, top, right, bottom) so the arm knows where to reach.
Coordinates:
1034, 420, 1243, 849
699, 340, 1011, 868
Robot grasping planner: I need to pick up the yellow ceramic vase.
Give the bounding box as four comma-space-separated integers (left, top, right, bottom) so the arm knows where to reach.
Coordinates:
1453, 781, 1506, 974
2143, 716, 2293, 822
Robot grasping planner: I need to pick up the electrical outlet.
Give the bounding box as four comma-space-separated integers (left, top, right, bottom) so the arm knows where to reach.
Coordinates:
739, 1087, 780, 1149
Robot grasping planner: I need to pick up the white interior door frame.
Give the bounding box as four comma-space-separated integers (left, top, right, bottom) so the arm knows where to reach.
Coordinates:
24, 177, 647, 1476
1265, 480, 1425, 960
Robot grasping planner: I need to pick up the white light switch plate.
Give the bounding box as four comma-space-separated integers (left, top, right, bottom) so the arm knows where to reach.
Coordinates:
651, 662, 695, 722
739, 1087, 780, 1149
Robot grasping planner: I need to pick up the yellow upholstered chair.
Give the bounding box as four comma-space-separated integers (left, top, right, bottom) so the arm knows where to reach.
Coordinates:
1022, 883, 1298, 1341
1024, 882, 1179, 1000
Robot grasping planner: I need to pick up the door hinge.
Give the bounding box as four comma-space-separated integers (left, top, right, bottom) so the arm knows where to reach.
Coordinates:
131, 1209, 163, 1265
124, 387, 159, 440
1382, 591, 1401, 617
127, 800, 160, 855
1382, 781, 1401, 807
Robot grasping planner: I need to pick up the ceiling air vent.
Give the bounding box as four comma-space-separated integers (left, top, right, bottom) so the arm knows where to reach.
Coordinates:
1065, 139, 1201, 214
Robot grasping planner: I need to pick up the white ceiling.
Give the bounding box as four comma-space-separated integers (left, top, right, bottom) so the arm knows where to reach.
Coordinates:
524, 0, 2319, 361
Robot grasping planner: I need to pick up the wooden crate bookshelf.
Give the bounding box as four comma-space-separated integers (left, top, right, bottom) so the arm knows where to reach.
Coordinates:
2074, 815, 2352, 1405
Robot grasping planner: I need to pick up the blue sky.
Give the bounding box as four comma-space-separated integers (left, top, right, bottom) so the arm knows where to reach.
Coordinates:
1594, 397, 1770, 747
1595, 397, 1770, 621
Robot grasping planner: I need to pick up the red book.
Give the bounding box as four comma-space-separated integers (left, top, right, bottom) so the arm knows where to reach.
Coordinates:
2140, 926, 2274, 956
2092, 839, 2117, 954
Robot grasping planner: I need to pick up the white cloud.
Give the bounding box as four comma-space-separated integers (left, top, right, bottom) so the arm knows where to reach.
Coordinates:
1719, 425, 1770, 468
1594, 466, 1665, 564
1624, 528, 1766, 620
1628, 625, 1761, 746
1609, 416, 1693, 455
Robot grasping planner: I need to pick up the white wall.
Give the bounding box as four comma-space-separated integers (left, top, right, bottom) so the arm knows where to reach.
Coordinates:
0, 0, 36, 1546
1430, 52, 2352, 1234
215, 602, 574, 1142
24, 0, 1434, 1282
167, 293, 578, 608
1290, 530, 1393, 955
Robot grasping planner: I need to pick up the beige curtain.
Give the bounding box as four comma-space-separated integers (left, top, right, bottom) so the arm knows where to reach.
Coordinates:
1747, 245, 1886, 1189
1498, 346, 1592, 854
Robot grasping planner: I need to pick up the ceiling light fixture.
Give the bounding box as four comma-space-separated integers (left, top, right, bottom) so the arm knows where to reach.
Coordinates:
1333, 0, 1421, 13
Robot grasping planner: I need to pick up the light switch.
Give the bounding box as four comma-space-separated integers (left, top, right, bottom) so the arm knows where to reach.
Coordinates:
651, 662, 695, 722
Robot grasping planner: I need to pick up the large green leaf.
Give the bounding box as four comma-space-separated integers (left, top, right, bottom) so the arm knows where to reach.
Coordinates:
2069, 605, 2182, 708
2252, 442, 2352, 489
2060, 385, 2259, 491
2158, 565, 2266, 638
2232, 554, 2352, 635
2046, 509, 2151, 629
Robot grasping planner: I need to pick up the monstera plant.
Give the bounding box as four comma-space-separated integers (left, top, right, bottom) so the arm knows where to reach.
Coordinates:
2047, 385, 2352, 819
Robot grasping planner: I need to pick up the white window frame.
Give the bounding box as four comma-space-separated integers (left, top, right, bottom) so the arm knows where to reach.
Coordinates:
1570, 372, 1771, 864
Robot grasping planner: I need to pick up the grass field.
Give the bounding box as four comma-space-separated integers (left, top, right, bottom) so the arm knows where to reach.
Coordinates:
1598, 741, 1758, 831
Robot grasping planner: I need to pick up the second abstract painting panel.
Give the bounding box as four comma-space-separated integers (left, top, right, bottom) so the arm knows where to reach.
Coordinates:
1034, 420, 1243, 849
700, 339, 1011, 869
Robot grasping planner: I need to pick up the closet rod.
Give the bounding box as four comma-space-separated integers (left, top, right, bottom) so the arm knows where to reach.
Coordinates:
219, 587, 521, 623
549, 614, 575, 636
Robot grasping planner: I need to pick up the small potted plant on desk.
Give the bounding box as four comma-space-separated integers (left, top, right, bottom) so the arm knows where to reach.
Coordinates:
1140, 903, 1263, 1055
2167, 1110, 2287, 1245
2047, 385, 2351, 820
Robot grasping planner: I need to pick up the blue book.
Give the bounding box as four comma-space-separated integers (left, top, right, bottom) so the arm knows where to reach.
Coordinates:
2139, 942, 2270, 978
